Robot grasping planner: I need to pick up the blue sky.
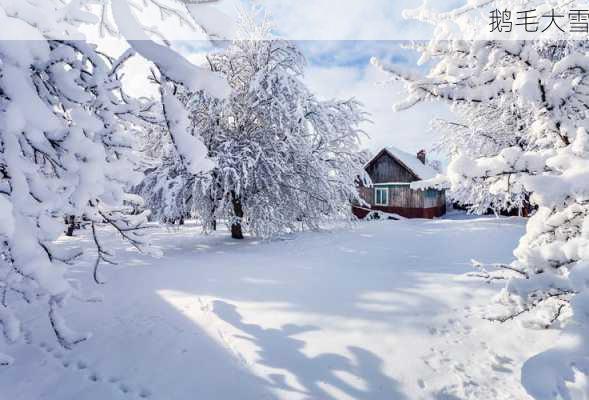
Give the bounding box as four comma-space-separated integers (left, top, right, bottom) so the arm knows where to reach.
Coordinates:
298, 41, 415, 69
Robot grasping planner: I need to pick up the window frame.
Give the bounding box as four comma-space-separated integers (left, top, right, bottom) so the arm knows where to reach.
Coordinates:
374, 187, 389, 206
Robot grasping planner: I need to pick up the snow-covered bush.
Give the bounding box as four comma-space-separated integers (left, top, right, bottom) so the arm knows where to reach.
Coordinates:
0, 0, 230, 363
374, 2, 589, 397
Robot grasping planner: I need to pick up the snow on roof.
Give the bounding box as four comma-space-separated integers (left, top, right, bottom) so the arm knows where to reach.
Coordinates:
385, 146, 437, 180
370, 146, 437, 180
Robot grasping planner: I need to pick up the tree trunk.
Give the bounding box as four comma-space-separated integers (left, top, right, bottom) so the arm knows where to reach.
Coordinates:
209, 184, 218, 232
65, 215, 76, 237
231, 192, 244, 239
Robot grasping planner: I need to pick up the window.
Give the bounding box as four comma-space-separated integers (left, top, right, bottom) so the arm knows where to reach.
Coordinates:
374, 187, 389, 206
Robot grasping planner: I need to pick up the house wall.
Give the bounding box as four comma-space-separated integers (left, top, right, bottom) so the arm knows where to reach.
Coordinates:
354, 184, 446, 219
365, 152, 417, 183
376, 184, 445, 209
358, 186, 373, 205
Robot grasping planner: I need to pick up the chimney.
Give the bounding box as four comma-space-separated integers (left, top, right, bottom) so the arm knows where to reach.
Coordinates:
417, 149, 426, 165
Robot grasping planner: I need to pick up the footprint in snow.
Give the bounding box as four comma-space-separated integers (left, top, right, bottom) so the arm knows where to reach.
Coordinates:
489, 353, 514, 373
88, 371, 101, 382
118, 383, 153, 398
30, 334, 153, 398
23, 331, 33, 345
493, 354, 514, 365
452, 362, 465, 372
62, 356, 153, 397
119, 383, 132, 394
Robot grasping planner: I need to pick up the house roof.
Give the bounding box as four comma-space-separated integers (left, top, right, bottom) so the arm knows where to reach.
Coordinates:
365, 146, 438, 180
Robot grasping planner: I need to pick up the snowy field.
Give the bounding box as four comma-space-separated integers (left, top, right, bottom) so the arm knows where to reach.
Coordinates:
0, 215, 557, 400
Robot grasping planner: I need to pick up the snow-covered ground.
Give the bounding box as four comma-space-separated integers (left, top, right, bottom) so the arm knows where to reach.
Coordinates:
0, 214, 557, 400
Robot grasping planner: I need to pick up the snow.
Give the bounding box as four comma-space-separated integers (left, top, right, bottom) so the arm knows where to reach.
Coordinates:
0, 195, 14, 237
161, 85, 215, 175
384, 146, 438, 180
186, 0, 236, 41
110, 0, 230, 98
512, 70, 542, 103
410, 174, 450, 191
0, 305, 20, 343
0, 215, 559, 399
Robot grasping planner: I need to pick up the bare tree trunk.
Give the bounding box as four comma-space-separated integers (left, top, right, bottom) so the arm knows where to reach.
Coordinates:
231, 191, 244, 239
65, 215, 76, 237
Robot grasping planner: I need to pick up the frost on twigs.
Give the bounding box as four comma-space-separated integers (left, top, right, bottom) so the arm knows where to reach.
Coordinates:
469, 260, 575, 329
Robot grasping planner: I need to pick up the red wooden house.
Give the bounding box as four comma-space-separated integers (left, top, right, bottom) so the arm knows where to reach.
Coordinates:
353, 147, 446, 219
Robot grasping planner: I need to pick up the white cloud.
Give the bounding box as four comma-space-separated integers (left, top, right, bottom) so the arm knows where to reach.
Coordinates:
250, 0, 461, 40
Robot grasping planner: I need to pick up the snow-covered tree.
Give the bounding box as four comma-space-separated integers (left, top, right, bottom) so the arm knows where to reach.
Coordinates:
194, 19, 367, 239
432, 97, 534, 214
141, 17, 368, 239
374, 2, 589, 397
0, 38, 157, 364
0, 0, 231, 364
